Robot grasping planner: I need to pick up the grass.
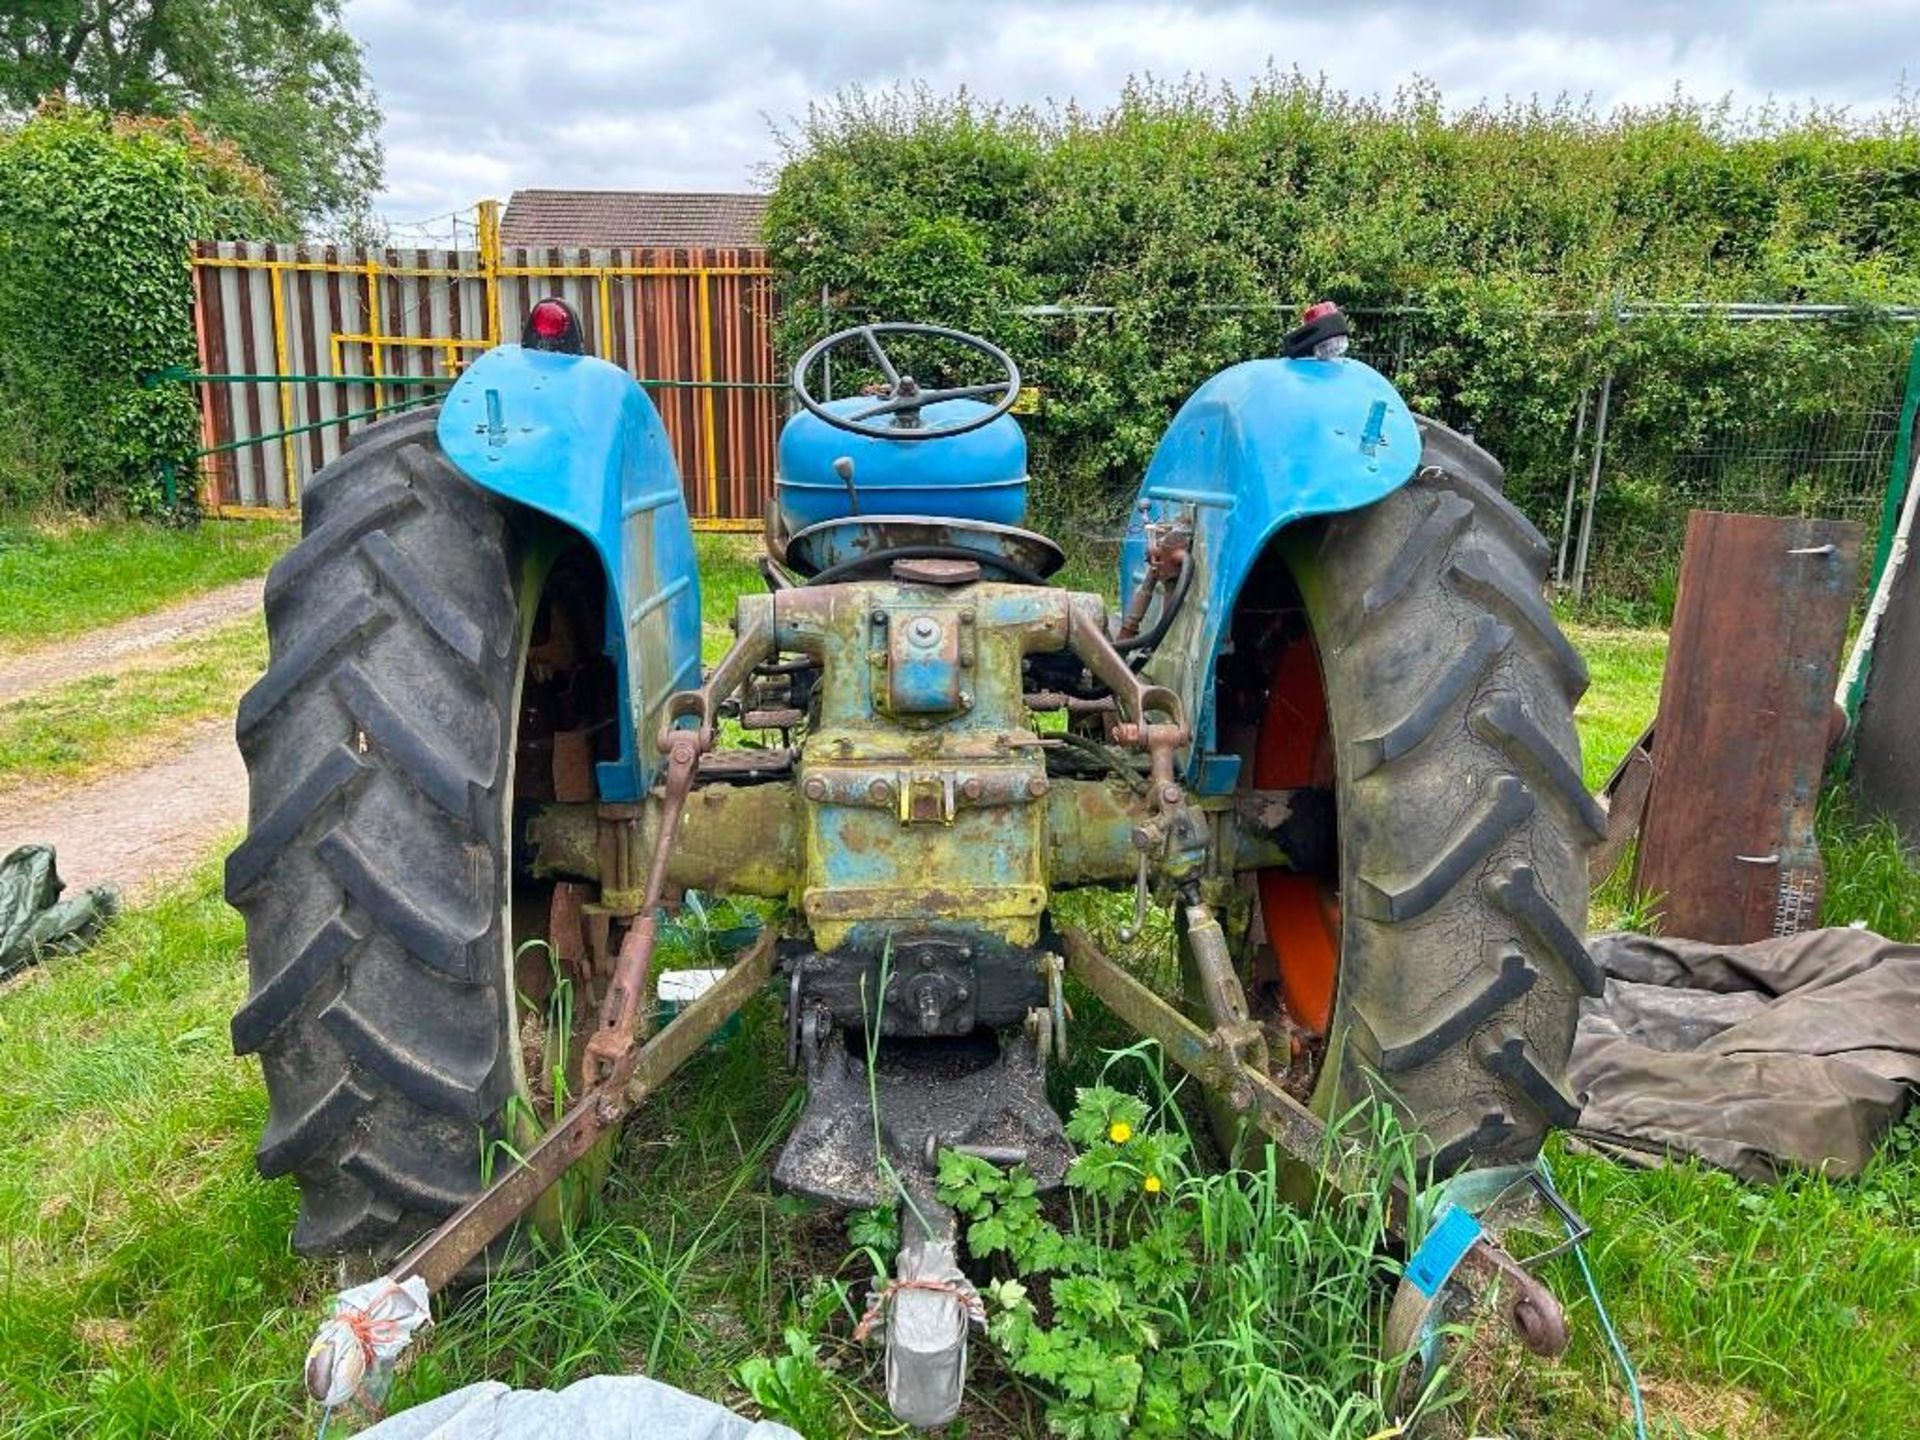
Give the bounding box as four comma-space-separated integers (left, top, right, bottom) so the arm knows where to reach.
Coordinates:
1510, 621, 1920, 1437
0, 854, 867, 1439
6, 853, 1911, 1439
0, 855, 317, 1438
0, 518, 292, 652
697, 533, 766, 661
1468, 1121, 1920, 1439
0, 617, 266, 791
1567, 620, 1667, 792
0, 552, 1915, 1437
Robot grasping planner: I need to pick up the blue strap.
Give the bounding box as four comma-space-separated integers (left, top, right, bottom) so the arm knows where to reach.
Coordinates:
1404, 1202, 1484, 1299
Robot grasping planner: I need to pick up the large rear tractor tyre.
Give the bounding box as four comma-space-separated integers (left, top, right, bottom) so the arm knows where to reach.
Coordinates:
1228, 420, 1602, 1175
227, 410, 604, 1264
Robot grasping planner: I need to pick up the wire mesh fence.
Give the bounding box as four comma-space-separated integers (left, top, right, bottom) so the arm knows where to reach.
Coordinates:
822, 299, 1920, 613
1342, 307, 1920, 608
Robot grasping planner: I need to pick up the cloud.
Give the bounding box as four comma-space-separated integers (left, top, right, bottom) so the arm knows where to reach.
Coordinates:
343, 0, 1918, 223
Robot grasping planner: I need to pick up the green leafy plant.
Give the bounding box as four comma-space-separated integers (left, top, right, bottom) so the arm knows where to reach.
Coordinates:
736, 1327, 843, 1440
935, 1065, 1436, 1439
844, 1205, 899, 1265
0, 102, 284, 514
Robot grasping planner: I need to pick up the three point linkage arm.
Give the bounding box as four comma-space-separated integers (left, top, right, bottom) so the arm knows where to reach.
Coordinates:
583, 603, 779, 1080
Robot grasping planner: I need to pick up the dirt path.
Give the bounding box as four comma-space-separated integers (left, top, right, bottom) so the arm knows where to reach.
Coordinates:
0, 721, 244, 898
0, 578, 266, 706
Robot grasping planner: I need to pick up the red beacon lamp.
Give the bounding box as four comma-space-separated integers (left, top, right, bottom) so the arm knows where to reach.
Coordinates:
1285, 299, 1350, 361
522, 296, 586, 355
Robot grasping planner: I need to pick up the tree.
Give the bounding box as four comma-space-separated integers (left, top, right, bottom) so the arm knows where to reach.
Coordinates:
0, 103, 284, 512
0, 1, 382, 228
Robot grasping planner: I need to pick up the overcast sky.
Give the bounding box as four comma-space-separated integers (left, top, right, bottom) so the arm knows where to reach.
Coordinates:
344, 0, 1918, 227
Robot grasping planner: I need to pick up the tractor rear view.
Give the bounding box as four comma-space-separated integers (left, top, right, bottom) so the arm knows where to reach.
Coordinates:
229, 298, 1594, 1426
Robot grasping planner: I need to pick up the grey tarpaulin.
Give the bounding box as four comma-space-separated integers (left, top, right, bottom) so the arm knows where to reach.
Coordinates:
354, 1375, 802, 1440
0, 844, 118, 981
1570, 928, 1920, 1181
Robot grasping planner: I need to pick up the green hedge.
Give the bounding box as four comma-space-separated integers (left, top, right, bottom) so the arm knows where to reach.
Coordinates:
0, 104, 285, 515
767, 78, 1920, 602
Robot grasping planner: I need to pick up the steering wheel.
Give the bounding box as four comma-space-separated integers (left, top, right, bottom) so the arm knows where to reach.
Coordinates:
790, 322, 1021, 442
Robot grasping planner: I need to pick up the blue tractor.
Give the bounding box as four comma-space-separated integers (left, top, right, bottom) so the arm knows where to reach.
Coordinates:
231, 302, 1592, 1424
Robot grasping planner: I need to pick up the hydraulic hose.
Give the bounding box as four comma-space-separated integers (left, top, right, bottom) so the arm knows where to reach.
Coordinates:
1114, 550, 1194, 656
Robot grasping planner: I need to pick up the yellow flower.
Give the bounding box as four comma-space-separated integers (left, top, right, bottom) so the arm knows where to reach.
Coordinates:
1143, 1174, 1162, 1194
1107, 1120, 1133, 1145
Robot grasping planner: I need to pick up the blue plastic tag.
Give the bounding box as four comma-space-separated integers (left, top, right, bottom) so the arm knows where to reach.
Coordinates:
1405, 1203, 1484, 1299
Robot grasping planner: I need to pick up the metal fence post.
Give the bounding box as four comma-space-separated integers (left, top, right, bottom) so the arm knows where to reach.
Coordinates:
1571, 369, 1614, 603
820, 284, 833, 401
1555, 385, 1591, 588
476, 199, 503, 345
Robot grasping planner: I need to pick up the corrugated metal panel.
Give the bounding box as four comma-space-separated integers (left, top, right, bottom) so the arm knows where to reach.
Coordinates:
190, 241, 777, 520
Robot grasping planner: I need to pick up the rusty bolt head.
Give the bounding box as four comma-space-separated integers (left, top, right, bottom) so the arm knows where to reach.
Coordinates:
960, 610, 975, 625
908, 615, 940, 644
1027, 775, 1050, 798
1160, 783, 1184, 806
961, 777, 985, 800
870, 609, 888, 625
868, 778, 893, 803
803, 776, 828, 801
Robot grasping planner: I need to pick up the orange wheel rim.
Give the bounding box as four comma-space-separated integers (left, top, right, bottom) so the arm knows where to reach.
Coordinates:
1253, 633, 1340, 1034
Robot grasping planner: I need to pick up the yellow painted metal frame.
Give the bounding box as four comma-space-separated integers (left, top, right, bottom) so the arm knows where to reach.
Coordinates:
330, 331, 487, 379
192, 198, 775, 524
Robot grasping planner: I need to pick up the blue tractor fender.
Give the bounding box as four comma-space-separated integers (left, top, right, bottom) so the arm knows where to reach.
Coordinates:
438, 345, 702, 802
1122, 357, 1421, 791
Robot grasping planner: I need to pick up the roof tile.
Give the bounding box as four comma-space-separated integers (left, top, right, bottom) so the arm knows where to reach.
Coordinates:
500, 189, 770, 248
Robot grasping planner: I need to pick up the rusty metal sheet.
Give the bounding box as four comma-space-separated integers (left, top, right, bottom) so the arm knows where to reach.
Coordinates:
1589, 723, 1654, 887
1634, 512, 1861, 942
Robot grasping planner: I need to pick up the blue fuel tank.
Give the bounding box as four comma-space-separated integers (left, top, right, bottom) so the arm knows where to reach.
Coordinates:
775, 398, 1029, 529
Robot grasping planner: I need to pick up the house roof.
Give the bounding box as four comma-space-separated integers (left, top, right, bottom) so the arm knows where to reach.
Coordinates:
500, 189, 770, 249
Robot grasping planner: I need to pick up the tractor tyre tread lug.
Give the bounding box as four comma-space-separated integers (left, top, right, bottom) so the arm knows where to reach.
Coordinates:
229, 407, 534, 1267
1274, 416, 1593, 1178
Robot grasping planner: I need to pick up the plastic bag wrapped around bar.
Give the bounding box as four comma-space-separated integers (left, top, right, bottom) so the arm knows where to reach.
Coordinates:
305, 1276, 431, 1409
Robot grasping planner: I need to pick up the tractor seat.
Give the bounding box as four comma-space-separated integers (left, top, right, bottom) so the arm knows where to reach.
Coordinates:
782, 515, 1064, 586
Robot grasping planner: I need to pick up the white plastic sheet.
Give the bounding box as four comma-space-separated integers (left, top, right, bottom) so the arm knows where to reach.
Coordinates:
354, 1374, 802, 1440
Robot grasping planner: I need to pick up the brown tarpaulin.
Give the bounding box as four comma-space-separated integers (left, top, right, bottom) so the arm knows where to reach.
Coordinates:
1570, 928, 1920, 1181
